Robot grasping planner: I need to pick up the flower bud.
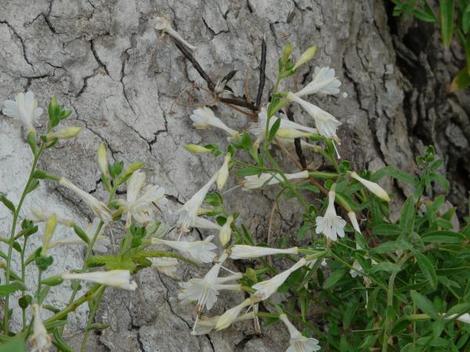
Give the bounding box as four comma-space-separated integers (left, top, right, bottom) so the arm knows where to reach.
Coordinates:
46, 127, 81, 140
218, 215, 233, 247
350, 172, 390, 202
97, 143, 110, 178
217, 154, 231, 190
42, 214, 57, 255
184, 144, 212, 154
293, 46, 317, 71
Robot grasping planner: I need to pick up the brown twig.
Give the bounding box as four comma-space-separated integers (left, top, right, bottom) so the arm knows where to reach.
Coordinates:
173, 39, 215, 90
255, 38, 267, 108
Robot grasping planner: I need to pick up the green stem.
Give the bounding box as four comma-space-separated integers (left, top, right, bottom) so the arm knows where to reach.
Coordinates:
3, 144, 45, 334
44, 285, 104, 327
80, 288, 105, 352
66, 220, 104, 305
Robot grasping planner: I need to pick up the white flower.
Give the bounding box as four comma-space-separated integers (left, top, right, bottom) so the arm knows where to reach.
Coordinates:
177, 173, 218, 233
155, 16, 196, 51
2, 91, 43, 132
296, 66, 341, 97
152, 236, 217, 264
347, 211, 361, 234
218, 215, 233, 246
215, 298, 253, 331
252, 258, 307, 301
242, 171, 309, 190
217, 154, 231, 190
118, 170, 167, 226
151, 257, 179, 278
445, 313, 470, 324
29, 304, 52, 352
230, 245, 298, 259
349, 260, 364, 278
315, 189, 346, 241
350, 172, 390, 202
62, 270, 137, 290
279, 314, 321, 352
192, 312, 255, 335
178, 262, 241, 312
59, 178, 112, 223
190, 107, 239, 137
192, 216, 221, 231
287, 92, 341, 140
250, 108, 317, 146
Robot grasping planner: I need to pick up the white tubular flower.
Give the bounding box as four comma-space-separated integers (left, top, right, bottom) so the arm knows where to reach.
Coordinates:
193, 216, 221, 231
62, 270, 137, 290
315, 189, 346, 241
445, 313, 470, 324
155, 16, 196, 51
118, 170, 167, 226
287, 92, 341, 140
178, 173, 218, 233
347, 211, 361, 234
59, 178, 112, 223
152, 236, 217, 264
29, 304, 52, 352
242, 170, 309, 190
250, 108, 317, 145
178, 262, 242, 312
192, 312, 256, 335
2, 91, 43, 133
218, 215, 233, 247
215, 298, 253, 331
350, 172, 390, 202
190, 107, 239, 137
252, 258, 307, 301
230, 245, 298, 259
151, 257, 179, 278
279, 314, 321, 352
296, 66, 341, 97
217, 154, 231, 190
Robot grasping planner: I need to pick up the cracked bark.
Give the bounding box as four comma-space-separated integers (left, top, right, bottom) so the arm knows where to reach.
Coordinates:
1, 0, 468, 351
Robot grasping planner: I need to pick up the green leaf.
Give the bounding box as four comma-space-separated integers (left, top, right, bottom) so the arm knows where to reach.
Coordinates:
0, 337, 26, 352
415, 251, 438, 289
372, 166, 416, 185
440, 0, 455, 48
371, 239, 412, 254
410, 290, 438, 319
0, 281, 26, 296
399, 197, 416, 237
72, 225, 90, 244
370, 262, 402, 273
323, 269, 346, 289
450, 67, 470, 91
422, 230, 464, 243
52, 328, 74, 352
0, 193, 15, 213
446, 302, 470, 317
463, 4, 470, 33
268, 117, 281, 142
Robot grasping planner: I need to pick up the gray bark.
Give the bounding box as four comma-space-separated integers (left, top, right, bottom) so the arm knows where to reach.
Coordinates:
0, 0, 466, 351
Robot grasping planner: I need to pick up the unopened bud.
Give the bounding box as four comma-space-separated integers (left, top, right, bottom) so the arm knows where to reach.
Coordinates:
293, 46, 317, 71
185, 144, 212, 154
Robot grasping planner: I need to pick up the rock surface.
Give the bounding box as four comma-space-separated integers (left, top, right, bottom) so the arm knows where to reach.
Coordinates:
0, 0, 466, 351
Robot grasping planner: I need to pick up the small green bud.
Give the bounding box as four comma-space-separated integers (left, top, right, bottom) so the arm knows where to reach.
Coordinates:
184, 144, 212, 154
46, 126, 81, 140
41, 275, 64, 286
42, 214, 58, 255
97, 143, 110, 178
293, 46, 317, 71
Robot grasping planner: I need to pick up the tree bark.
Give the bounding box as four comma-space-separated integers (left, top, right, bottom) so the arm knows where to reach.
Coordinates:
0, 0, 466, 351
